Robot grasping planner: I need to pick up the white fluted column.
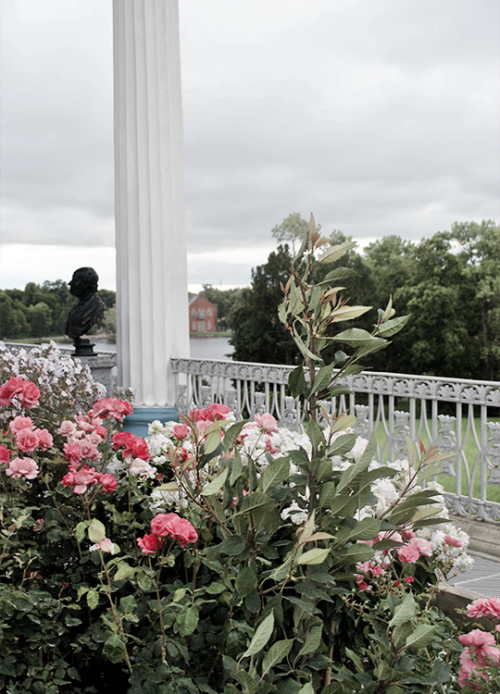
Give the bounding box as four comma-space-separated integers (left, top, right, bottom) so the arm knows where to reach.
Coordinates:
113, 0, 189, 410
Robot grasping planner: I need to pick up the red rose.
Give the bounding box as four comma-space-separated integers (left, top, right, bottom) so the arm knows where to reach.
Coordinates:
137, 533, 160, 554
123, 435, 151, 461
0, 444, 12, 463
189, 408, 209, 422
112, 431, 133, 450
97, 472, 118, 494
173, 424, 189, 440
18, 381, 41, 409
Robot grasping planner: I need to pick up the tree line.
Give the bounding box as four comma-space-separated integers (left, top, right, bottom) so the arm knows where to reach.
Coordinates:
226, 216, 500, 382
0, 281, 116, 340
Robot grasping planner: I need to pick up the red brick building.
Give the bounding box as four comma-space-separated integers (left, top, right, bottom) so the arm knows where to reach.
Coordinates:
189, 292, 218, 333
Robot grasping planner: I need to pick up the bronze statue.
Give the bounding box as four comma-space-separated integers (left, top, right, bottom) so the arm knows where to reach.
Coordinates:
65, 267, 107, 356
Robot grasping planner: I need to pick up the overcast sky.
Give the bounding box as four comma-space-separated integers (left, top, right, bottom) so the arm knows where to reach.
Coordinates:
1, 0, 499, 291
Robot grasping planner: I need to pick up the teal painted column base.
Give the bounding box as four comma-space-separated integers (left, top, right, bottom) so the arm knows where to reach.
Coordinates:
123, 407, 179, 438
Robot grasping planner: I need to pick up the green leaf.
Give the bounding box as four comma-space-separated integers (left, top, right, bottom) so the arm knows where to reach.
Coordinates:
345, 647, 365, 673
311, 363, 335, 395
292, 327, 322, 362
404, 623, 436, 651
330, 305, 371, 323
296, 684, 314, 694
262, 457, 290, 493
297, 547, 331, 565
324, 267, 357, 282
288, 365, 306, 398
317, 240, 356, 265
230, 449, 243, 485
297, 626, 322, 657
75, 521, 88, 543
176, 606, 199, 636
376, 314, 410, 338
137, 571, 152, 592
242, 611, 274, 658
236, 566, 258, 599
306, 420, 326, 450
224, 421, 246, 453
204, 430, 223, 456
114, 562, 136, 582
88, 518, 106, 543
236, 670, 259, 694
103, 634, 126, 664
120, 596, 137, 613
262, 639, 294, 676
201, 468, 228, 496
389, 594, 416, 627
333, 328, 381, 347
86, 590, 99, 610
231, 492, 274, 519
333, 544, 374, 565
345, 518, 381, 543
327, 433, 358, 456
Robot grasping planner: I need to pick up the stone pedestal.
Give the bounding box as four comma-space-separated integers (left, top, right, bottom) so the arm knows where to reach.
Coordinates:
113, 0, 190, 410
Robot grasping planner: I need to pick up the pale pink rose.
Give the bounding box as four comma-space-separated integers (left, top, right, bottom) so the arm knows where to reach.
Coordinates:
467, 598, 500, 621
10, 416, 34, 435
36, 429, 53, 451
129, 458, 155, 478
150, 512, 198, 547
196, 420, 211, 438
91, 398, 133, 422
72, 466, 98, 494
15, 428, 40, 453
137, 533, 160, 554
91, 538, 115, 554
459, 649, 481, 689
459, 629, 496, 649
63, 441, 82, 465
409, 537, 433, 557
58, 420, 77, 436
397, 544, 420, 563
5, 457, 39, 479
74, 414, 95, 432
80, 438, 101, 462
88, 430, 104, 445
377, 531, 403, 544
254, 413, 279, 433
444, 534, 463, 548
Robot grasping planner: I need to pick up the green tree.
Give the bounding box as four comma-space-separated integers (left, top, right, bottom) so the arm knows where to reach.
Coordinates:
228, 245, 300, 364
0, 292, 29, 339
28, 301, 53, 338
202, 286, 243, 330
271, 212, 323, 254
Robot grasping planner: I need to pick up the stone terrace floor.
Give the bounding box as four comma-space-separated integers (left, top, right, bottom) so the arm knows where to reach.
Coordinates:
449, 552, 500, 598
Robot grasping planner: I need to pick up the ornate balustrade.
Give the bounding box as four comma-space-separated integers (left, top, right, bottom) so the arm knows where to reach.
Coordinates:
172, 357, 500, 523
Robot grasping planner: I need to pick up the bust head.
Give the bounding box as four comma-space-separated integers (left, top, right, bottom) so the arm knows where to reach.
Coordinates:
69, 267, 99, 299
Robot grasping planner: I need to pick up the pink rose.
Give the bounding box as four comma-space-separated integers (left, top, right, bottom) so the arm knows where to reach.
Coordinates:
459, 629, 496, 649
137, 533, 160, 554
10, 416, 34, 435
18, 381, 41, 409
173, 424, 189, 440
409, 537, 433, 557
15, 428, 40, 453
254, 413, 279, 433
80, 438, 101, 462
63, 441, 83, 465
91, 538, 115, 554
5, 457, 39, 479
397, 544, 420, 563
36, 429, 53, 451
206, 403, 231, 421
112, 431, 133, 449
150, 512, 198, 547
95, 426, 108, 440
72, 465, 99, 494
189, 408, 209, 422
122, 435, 151, 461
0, 377, 26, 405
0, 444, 11, 463
195, 420, 211, 438
97, 473, 117, 494
92, 398, 133, 421
58, 420, 77, 437
444, 534, 463, 548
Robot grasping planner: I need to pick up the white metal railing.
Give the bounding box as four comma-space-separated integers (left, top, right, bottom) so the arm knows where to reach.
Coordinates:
172, 357, 500, 524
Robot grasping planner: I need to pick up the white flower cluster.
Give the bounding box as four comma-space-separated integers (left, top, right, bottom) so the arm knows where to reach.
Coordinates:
0, 341, 106, 425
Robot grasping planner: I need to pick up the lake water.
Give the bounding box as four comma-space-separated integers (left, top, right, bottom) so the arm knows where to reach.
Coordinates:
93, 336, 233, 361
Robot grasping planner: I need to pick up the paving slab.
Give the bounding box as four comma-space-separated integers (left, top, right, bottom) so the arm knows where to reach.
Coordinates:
449, 552, 500, 598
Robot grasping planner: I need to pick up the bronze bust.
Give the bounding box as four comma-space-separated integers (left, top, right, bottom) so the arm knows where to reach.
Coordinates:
65, 267, 107, 356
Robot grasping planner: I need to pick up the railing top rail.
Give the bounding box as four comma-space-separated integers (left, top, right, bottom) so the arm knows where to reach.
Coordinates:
171, 357, 500, 405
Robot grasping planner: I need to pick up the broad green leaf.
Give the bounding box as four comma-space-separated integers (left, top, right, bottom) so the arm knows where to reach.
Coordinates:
236, 670, 259, 694
297, 547, 331, 565
242, 611, 274, 658
317, 240, 356, 265
204, 419, 230, 436
137, 571, 152, 592
299, 512, 316, 543
330, 414, 357, 434
75, 521, 88, 543
288, 366, 306, 398
327, 433, 357, 456
330, 305, 371, 323
389, 594, 416, 627
292, 327, 322, 362
333, 328, 381, 347
324, 267, 357, 282
224, 421, 246, 453
299, 531, 334, 545
88, 518, 106, 544
404, 623, 436, 651
393, 621, 413, 648
204, 430, 223, 456
120, 595, 137, 613
345, 647, 364, 673
306, 420, 326, 449
354, 340, 388, 359
376, 314, 410, 338
417, 465, 442, 483
297, 626, 322, 657
230, 449, 243, 485
262, 639, 294, 676
176, 606, 199, 636
296, 683, 314, 694
236, 566, 258, 598
311, 363, 335, 395
336, 435, 377, 493
114, 562, 136, 582
87, 590, 99, 610
412, 506, 442, 523
103, 634, 126, 664
201, 468, 228, 496
262, 457, 290, 493
333, 544, 374, 565
156, 481, 180, 492
231, 492, 274, 520
345, 518, 381, 543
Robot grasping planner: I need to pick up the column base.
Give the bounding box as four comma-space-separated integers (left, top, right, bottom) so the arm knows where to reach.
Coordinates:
123, 407, 179, 437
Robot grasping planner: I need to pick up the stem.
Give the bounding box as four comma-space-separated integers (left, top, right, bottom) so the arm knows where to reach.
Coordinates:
101, 554, 133, 674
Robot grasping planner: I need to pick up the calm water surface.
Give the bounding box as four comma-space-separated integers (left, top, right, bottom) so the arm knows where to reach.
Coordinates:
93, 337, 233, 360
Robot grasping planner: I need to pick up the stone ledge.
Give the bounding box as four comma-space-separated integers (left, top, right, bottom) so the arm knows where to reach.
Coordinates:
449, 514, 500, 559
